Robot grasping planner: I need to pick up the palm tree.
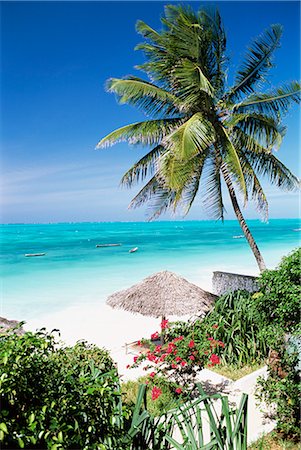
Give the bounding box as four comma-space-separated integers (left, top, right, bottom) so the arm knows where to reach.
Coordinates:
97, 5, 300, 272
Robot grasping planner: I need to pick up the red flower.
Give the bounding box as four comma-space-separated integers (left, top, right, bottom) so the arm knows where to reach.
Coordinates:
171, 363, 177, 369
175, 388, 182, 394
126, 364, 131, 369
181, 360, 187, 367
155, 345, 162, 353
175, 356, 182, 362
188, 340, 195, 348
189, 355, 195, 361
149, 372, 155, 378
133, 356, 138, 363
161, 319, 169, 329
151, 386, 162, 400
212, 324, 219, 329
151, 332, 159, 340
208, 337, 213, 341
173, 336, 184, 342
218, 340, 225, 348
137, 340, 141, 346
209, 354, 220, 365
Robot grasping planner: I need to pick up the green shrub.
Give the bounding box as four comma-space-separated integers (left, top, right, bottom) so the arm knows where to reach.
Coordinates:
0, 328, 128, 449
256, 247, 301, 331
257, 331, 301, 439
166, 290, 270, 367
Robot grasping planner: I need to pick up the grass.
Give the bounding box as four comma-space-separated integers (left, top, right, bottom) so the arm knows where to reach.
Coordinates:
209, 362, 265, 381
248, 432, 301, 449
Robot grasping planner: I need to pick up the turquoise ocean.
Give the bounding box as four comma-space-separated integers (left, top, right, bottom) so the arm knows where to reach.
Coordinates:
1, 219, 300, 322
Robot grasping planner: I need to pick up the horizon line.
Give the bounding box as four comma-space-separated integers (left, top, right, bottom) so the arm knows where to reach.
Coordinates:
1, 217, 300, 226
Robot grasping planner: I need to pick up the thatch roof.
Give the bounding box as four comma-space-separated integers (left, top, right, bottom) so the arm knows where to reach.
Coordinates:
106, 271, 217, 317
0, 317, 24, 335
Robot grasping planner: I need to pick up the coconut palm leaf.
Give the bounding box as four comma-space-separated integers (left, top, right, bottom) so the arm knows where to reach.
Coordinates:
199, 8, 227, 96
246, 151, 300, 191
226, 24, 282, 101
171, 59, 215, 105
200, 152, 225, 221
164, 113, 215, 160
106, 77, 181, 116
121, 145, 166, 187
226, 113, 286, 150
238, 152, 268, 219
135, 20, 161, 44
96, 118, 183, 148
232, 81, 301, 118
217, 127, 247, 198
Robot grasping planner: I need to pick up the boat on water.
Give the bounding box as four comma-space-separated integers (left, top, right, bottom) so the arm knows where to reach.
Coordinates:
95, 243, 122, 248
24, 253, 46, 257
293, 228, 301, 232
232, 235, 244, 239
129, 247, 138, 253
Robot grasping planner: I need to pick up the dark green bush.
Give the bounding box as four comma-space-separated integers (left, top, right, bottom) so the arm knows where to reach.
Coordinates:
256, 247, 301, 331
0, 328, 128, 449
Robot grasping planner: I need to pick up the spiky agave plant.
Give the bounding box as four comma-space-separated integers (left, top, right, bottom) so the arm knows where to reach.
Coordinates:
97, 5, 300, 272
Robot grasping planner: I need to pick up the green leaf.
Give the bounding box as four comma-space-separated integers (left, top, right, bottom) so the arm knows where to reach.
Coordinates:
226, 24, 282, 101
164, 113, 215, 160
0, 423, 7, 434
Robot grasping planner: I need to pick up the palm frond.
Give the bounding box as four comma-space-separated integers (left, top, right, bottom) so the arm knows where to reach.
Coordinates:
246, 151, 300, 191
226, 24, 282, 101
129, 175, 162, 209
129, 174, 178, 220
238, 152, 269, 220
135, 20, 161, 44
199, 7, 227, 96
164, 113, 215, 160
121, 145, 166, 187
106, 77, 181, 116
200, 151, 225, 220
218, 126, 247, 199
170, 59, 214, 110
225, 112, 286, 150
96, 118, 183, 148
232, 127, 272, 155
232, 81, 301, 118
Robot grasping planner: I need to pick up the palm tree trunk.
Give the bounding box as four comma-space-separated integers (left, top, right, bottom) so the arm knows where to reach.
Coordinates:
222, 168, 266, 272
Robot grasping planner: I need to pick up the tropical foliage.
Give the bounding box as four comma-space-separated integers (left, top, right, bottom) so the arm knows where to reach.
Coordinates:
0, 327, 249, 449
255, 247, 301, 331
257, 331, 301, 439
98, 4, 300, 271
128, 319, 223, 390
0, 328, 127, 449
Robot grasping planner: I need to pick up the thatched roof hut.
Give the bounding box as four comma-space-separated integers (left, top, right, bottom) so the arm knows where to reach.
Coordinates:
106, 270, 217, 318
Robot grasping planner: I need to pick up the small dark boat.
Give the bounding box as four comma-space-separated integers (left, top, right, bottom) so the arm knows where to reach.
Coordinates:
129, 247, 138, 253
95, 243, 122, 248
25, 253, 46, 257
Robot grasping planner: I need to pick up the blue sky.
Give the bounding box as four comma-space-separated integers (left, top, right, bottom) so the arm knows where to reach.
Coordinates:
1, 1, 300, 223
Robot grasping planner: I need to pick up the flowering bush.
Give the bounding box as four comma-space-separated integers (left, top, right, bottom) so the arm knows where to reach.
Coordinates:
128, 320, 223, 399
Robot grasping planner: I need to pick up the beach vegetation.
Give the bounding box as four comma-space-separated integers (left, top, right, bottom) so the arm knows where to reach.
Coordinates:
122, 375, 184, 416
248, 431, 301, 449
98, 4, 300, 272
0, 329, 128, 449
256, 330, 300, 440
255, 247, 301, 331
128, 319, 223, 390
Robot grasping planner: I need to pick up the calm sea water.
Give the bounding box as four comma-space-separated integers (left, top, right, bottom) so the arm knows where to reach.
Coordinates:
1, 219, 300, 321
